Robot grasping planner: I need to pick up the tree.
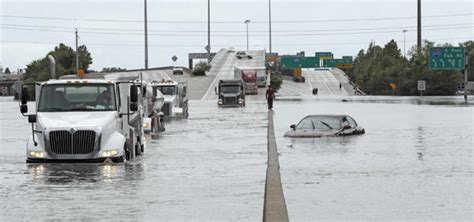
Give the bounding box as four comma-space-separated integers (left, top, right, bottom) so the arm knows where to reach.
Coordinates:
23, 43, 93, 82
4, 67, 10, 74
193, 61, 211, 76
352, 39, 464, 96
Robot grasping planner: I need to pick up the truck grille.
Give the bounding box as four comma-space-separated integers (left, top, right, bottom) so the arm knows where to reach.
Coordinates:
49, 130, 96, 154
162, 102, 171, 116
224, 97, 237, 104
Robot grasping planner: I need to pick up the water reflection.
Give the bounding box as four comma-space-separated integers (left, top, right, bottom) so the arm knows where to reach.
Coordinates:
27, 162, 143, 185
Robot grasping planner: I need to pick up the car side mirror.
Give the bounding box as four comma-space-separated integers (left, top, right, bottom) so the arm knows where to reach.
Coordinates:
130, 103, 138, 112
343, 125, 352, 130
130, 85, 138, 103
21, 87, 28, 105
20, 104, 28, 114
28, 115, 37, 123
290, 124, 296, 130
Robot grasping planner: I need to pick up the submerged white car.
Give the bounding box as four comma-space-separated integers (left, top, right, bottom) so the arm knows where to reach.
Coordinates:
284, 115, 365, 137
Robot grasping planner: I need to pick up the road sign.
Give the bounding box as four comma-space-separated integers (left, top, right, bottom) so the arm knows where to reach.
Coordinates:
77, 69, 85, 78
342, 56, 353, 61
323, 58, 352, 67
466, 82, 474, 90
428, 47, 465, 70
389, 83, 397, 90
299, 57, 320, 68
172, 55, 178, 61
281, 56, 300, 68
315, 52, 333, 60
417, 80, 426, 91
281, 56, 320, 68
336, 64, 353, 69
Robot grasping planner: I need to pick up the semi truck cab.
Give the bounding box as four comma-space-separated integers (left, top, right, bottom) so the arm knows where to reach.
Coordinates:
19, 79, 142, 163
216, 79, 245, 107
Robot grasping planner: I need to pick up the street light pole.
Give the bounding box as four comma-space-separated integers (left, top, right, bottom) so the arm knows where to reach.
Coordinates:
268, 0, 272, 53
75, 28, 79, 74
144, 0, 149, 70
245, 19, 250, 51
403, 29, 407, 57
417, 0, 421, 55
207, 0, 211, 63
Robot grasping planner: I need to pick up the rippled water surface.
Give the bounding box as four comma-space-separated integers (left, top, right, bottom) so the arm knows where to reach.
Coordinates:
273, 97, 473, 221
0, 98, 267, 221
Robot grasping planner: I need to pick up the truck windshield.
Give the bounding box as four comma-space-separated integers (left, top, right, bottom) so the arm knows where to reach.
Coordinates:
38, 84, 117, 112
220, 86, 240, 93
156, 86, 176, 95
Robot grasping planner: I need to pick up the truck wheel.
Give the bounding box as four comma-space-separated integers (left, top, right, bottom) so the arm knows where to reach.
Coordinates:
124, 143, 131, 160
135, 138, 142, 156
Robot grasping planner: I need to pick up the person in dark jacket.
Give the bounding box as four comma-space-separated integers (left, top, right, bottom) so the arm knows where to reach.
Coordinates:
266, 85, 275, 110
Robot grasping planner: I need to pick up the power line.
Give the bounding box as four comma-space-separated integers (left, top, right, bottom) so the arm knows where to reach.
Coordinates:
0, 13, 472, 24
1, 24, 472, 37
1, 37, 470, 47
0, 22, 472, 33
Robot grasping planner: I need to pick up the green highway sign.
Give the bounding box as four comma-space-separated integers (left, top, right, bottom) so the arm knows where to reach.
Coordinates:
429, 47, 465, 70
323, 58, 352, 67
300, 57, 320, 68
281, 56, 320, 68
342, 56, 353, 61
315, 52, 333, 60
281, 56, 301, 68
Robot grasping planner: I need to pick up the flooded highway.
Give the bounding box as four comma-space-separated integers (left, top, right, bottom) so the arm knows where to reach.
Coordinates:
1, 95, 473, 221
273, 96, 473, 221
0, 98, 267, 221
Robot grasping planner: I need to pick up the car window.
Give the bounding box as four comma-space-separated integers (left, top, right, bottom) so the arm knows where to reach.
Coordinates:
346, 116, 357, 128
310, 116, 341, 130
296, 118, 314, 130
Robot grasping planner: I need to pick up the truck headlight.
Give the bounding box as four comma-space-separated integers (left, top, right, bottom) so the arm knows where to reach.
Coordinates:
28, 151, 45, 158
218, 99, 223, 104
239, 98, 244, 104
143, 122, 150, 129
100, 149, 119, 158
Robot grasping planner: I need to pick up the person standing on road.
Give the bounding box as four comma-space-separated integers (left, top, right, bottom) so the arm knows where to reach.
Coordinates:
339, 82, 342, 90
266, 85, 275, 110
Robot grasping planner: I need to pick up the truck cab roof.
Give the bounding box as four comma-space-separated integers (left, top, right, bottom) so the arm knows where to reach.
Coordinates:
41, 79, 114, 85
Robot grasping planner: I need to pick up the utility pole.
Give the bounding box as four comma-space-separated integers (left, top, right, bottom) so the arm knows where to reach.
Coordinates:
417, 0, 421, 55
207, 0, 211, 63
144, 0, 149, 69
403, 29, 407, 57
268, 0, 272, 53
75, 28, 79, 74
245, 19, 251, 51
465, 51, 469, 102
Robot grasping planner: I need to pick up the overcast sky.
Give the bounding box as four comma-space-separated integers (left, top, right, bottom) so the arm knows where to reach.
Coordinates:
0, 0, 472, 71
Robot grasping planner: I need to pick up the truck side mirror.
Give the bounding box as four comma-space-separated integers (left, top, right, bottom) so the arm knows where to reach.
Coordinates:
20, 104, 28, 114
130, 85, 138, 103
28, 115, 37, 123
21, 87, 28, 105
130, 103, 138, 112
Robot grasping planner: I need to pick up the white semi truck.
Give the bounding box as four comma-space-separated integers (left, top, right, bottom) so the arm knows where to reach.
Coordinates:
151, 80, 189, 119
19, 78, 145, 163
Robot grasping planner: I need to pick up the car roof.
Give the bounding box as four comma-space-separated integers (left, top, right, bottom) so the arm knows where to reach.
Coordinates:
303, 114, 350, 118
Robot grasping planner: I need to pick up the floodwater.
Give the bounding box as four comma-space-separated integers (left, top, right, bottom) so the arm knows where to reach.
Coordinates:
0, 98, 267, 221
1, 95, 473, 221
273, 96, 473, 221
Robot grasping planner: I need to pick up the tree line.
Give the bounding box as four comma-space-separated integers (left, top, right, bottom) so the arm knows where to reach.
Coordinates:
344, 40, 473, 96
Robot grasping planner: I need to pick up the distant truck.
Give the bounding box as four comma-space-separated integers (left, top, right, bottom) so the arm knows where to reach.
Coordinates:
19, 78, 145, 163
151, 79, 189, 119
234, 67, 258, 94
216, 79, 245, 107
